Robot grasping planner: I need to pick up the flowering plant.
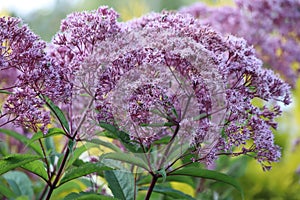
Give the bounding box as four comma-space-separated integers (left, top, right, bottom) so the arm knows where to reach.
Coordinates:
0, 5, 291, 200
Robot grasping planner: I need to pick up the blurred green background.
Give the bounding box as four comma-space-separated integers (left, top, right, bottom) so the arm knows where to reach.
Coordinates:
1, 0, 300, 199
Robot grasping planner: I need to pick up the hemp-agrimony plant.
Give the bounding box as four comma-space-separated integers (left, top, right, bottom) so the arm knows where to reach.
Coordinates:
0, 5, 291, 200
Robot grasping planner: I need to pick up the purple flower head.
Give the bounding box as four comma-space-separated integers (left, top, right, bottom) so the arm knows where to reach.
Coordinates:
0, 6, 291, 170
93, 28, 222, 147
180, 0, 300, 87
0, 16, 70, 133
50, 6, 121, 72
74, 10, 290, 168
48, 6, 122, 137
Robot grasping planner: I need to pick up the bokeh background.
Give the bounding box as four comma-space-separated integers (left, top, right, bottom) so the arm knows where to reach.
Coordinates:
1, 0, 299, 199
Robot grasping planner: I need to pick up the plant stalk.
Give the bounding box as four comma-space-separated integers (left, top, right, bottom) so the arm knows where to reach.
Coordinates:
45, 147, 71, 200
145, 174, 158, 200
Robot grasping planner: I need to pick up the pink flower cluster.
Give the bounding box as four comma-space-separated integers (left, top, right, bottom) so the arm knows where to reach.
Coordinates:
0, 6, 292, 168
180, 0, 300, 87
0, 17, 70, 133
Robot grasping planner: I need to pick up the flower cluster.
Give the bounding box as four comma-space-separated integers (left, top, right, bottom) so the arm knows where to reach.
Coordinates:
49, 7, 122, 137
180, 0, 300, 87
1, 6, 291, 169
134, 13, 291, 168
0, 16, 70, 133
52, 8, 290, 168
93, 27, 221, 148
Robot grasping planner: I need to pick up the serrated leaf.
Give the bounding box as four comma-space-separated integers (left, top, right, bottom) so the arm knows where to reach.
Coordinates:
44, 95, 70, 133
64, 192, 117, 200
139, 185, 195, 200
60, 162, 111, 186
21, 160, 48, 181
102, 152, 149, 170
169, 167, 244, 199
0, 154, 41, 175
104, 170, 134, 200
0, 128, 42, 156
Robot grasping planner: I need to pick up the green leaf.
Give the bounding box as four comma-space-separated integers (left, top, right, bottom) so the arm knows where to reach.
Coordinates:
98, 123, 118, 138
64, 192, 117, 200
60, 162, 111, 186
169, 167, 244, 199
0, 128, 42, 156
44, 95, 70, 133
99, 123, 143, 153
0, 141, 9, 157
138, 175, 195, 188
140, 122, 175, 127
102, 152, 149, 170
68, 139, 76, 154
193, 113, 209, 121
247, 85, 256, 92
171, 107, 179, 119
0, 177, 16, 198
153, 136, 172, 145
15, 196, 29, 200
84, 138, 122, 153
21, 160, 48, 181
67, 143, 99, 168
156, 169, 167, 182
51, 180, 86, 200
159, 175, 195, 188
139, 185, 195, 200
28, 128, 65, 144
104, 170, 135, 200
45, 136, 57, 165
0, 154, 41, 175
0, 90, 12, 94
3, 171, 34, 199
